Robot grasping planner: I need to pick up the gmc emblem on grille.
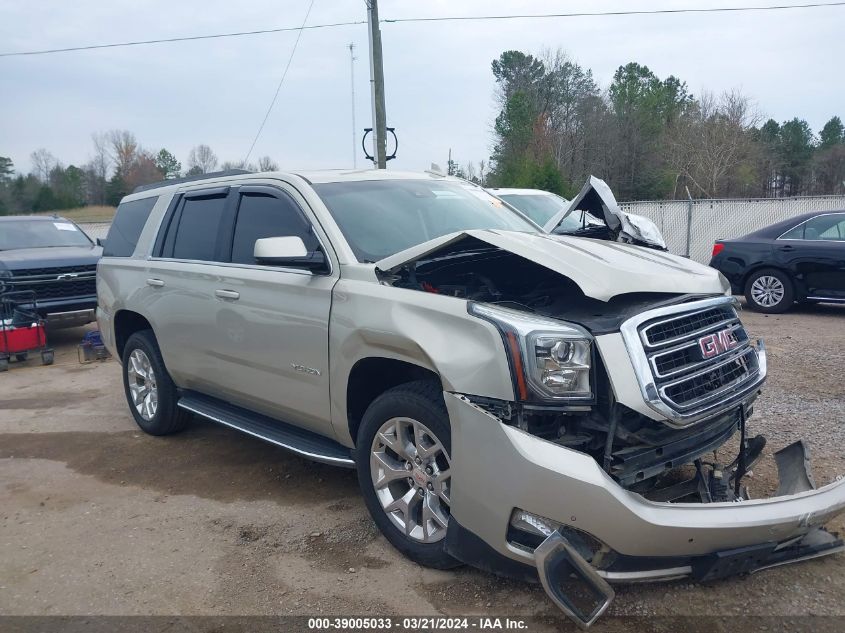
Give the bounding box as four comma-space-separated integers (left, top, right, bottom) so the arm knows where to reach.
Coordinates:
698, 329, 738, 359
56, 273, 79, 281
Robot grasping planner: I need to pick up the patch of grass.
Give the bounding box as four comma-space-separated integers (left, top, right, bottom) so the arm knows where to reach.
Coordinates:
35, 205, 116, 222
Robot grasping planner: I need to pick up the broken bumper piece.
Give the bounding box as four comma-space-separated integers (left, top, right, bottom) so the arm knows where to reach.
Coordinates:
531, 523, 843, 628
534, 531, 615, 629
444, 393, 845, 628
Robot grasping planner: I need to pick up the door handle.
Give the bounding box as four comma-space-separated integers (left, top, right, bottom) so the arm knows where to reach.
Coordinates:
146, 278, 165, 287
214, 289, 240, 300
778, 245, 794, 251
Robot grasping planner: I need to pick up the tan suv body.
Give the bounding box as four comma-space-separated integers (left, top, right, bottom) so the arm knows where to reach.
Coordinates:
98, 169, 845, 626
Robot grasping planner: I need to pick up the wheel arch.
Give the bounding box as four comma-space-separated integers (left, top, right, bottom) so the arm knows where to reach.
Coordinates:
113, 309, 154, 359
346, 356, 442, 448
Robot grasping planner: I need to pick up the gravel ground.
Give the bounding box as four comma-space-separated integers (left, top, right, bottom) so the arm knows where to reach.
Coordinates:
1, 303, 844, 632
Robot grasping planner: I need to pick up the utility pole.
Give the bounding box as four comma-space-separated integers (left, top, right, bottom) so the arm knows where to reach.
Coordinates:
348, 42, 357, 169
366, 0, 387, 169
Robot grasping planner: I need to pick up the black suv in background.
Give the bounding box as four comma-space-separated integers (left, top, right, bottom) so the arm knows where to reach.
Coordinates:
0, 216, 101, 327
710, 211, 845, 313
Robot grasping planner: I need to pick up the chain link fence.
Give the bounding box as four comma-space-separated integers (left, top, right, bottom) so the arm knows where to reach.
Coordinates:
78, 195, 845, 264
78, 222, 112, 242
620, 195, 845, 263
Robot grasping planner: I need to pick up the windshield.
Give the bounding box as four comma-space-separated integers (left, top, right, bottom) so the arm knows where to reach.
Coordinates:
0, 219, 93, 251
497, 193, 563, 225
313, 179, 538, 262
497, 193, 588, 233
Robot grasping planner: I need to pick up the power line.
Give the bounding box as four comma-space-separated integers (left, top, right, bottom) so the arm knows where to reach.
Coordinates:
383, 2, 845, 24
1, 2, 843, 58
242, 0, 315, 164
0, 20, 364, 58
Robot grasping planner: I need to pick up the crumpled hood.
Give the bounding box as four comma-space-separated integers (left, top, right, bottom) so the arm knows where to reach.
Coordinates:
376, 229, 728, 302
0, 246, 102, 272
543, 176, 667, 250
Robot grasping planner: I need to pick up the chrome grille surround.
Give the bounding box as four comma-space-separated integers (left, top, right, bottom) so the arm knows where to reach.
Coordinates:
620, 296, 766, 428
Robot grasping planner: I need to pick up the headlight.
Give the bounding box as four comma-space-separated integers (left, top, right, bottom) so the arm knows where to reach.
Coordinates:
469, 302, 594, 402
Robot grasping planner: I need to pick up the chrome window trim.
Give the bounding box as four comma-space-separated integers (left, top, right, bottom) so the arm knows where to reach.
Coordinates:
146, 257, 328, 278
619, 296, 767, 429
776, 212, 845, 242
147, 181, 336, 277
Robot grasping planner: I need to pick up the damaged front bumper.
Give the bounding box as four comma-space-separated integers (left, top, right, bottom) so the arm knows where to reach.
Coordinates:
444, 392, 845, 628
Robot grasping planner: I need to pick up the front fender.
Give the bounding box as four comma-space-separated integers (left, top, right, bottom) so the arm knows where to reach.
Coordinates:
329, 278, 515, 444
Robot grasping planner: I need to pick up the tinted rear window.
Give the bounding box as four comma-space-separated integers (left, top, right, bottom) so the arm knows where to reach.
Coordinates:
171, 195, 227, 261
103, 196, 158, 257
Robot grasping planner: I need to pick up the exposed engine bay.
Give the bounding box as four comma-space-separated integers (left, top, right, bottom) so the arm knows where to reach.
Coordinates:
381, 237, 770, 504
382, 236, 689, 332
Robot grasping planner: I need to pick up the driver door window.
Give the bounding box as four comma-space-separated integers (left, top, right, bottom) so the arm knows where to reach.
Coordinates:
230, 191, 319, 265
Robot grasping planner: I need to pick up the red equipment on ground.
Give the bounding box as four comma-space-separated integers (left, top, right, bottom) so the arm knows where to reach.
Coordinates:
0, 290, 54, 371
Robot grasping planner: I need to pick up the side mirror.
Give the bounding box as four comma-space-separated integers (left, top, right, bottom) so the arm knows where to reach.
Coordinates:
254, 236, 328, 272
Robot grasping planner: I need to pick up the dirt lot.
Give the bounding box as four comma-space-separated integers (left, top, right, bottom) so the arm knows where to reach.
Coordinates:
1, 303, 844, 630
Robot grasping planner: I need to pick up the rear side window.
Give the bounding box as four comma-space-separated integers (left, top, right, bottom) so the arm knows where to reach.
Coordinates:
230, 192, 319, 264
103, 196, 157, 257
780, 224, 804, 240
171, 194, 228, 261
781, 214, 845, 241
810, 214, 845, 241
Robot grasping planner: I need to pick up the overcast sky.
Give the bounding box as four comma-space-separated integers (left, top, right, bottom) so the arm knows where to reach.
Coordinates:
1, 0, 842, 176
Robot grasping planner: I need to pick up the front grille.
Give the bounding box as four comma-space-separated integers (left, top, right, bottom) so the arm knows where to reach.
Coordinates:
10, 264, 96, 278
6, 265, 97, 302
638, 304, 760, 413
642, 306, 735, 347
9, 278, 96, 300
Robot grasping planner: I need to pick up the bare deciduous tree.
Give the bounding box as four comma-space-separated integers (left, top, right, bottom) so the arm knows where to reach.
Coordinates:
257, 156, 278, 171
187, 145, 218, 174
30, 148, 56, 182
84, 133, 112, 204
669, 90, 760, 198
107, 130, 139, 177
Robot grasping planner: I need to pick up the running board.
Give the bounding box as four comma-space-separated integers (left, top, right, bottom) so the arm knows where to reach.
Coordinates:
177, 391, 355, 468
806, 297, 845, 303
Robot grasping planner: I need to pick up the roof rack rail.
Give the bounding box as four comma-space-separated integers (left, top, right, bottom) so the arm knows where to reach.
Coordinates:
132, 169, 252, 194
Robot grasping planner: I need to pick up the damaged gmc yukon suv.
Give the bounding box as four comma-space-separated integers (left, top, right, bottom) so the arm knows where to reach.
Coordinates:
98, 169, 845, 627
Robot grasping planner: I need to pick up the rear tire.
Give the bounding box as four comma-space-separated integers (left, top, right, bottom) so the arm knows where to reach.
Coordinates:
744, 268, 794, 313
121, 330, 190, 435
355, 380, 460, 570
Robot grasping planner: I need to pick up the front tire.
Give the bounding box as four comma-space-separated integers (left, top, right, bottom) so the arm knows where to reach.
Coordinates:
355, 380, 460, 570
745, 268, 794, 313
121, 330, 190, 435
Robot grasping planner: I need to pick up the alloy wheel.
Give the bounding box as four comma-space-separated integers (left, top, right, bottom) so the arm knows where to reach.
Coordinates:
127, 348, 158, 421
750, 275, 785, 307
370, 417, 451, 543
